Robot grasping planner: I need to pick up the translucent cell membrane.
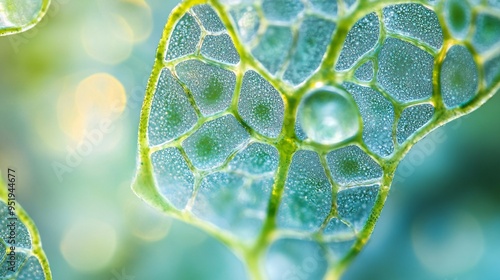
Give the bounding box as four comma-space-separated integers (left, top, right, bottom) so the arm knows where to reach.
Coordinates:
485, 55, 500, 87
309, 0, 338, 18
327, 240, 356, 262
176, 60, 236, 117
0, 0, 44, 33
337, 185, 380, 233
0, 251, 27, 278
16, 256, 45, 280
191, 4, 225, 33
295, 120, 308, 141
182, 115, 250, 170
383, 4, 443, 49
265, 239, 327, 280
472, 13, 500, 53
0, 202, 31, 249
151, 148, 194, 209
229, 143, 279, 174
252, 25, 293, 75
135, 0, 500, 279
165, 13, 201, 61
343, 0, 357, 9
326, 145, 383, 186
378, 38, 434, 103
444, 0, 471, 39
201, 34, 240, 64
335, 13, 379, 71
354, 61, 374, 82
238, 71, 285, 138
397, 104, 435, 144
229, 5, 260, 43
147, 69, 197, 146
440, 45, 478, 108
0, 178, 50, 279
278, 150, 332, 231
344, 83, 394, 157
297, 86, 360, 145
284, 16, 336, 85
324, 217, 354, 236
262, 0, 304, 23
192, 172, 273, 239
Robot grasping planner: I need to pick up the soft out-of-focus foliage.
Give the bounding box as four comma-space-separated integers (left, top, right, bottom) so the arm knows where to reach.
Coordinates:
134, 0, 500, 279
0, 174, 51, 279
0, 0, 51, 36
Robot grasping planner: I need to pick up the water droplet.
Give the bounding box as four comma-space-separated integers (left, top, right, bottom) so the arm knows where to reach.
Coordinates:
298, 86, 360, 145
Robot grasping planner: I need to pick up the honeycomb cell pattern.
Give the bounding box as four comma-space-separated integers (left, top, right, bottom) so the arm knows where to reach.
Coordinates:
0, 178, 51, 279
134, 0, 500, 279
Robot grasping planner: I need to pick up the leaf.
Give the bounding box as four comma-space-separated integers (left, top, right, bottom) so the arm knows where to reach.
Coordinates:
0, 173, 51, 279
133, 0, 500, 279
0, 0, 51, 36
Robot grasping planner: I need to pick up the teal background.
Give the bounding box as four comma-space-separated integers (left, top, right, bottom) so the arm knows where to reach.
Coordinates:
0, 0, 499, 279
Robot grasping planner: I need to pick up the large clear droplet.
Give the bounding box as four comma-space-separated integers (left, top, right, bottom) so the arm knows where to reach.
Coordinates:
298, 86, 360, 145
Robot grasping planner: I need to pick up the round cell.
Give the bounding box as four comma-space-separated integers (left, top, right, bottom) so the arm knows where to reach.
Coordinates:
298, 86, 360, 145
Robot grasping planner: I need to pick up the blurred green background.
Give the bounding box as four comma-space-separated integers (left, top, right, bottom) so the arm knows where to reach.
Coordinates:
0, 0, 499, 279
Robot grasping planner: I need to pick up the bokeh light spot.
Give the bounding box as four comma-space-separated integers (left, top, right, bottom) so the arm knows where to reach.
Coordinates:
412, 210, 484, 277
60, 219, 118, 272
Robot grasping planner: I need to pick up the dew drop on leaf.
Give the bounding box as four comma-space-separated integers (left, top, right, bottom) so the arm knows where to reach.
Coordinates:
298, 86, 360, 145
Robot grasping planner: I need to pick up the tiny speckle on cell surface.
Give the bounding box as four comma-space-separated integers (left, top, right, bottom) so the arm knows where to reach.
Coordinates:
165, 13, 201, 61
277, 150, 332, 231
440, 45, 478, 108
377, 38, 434, 103
182, 115, 250, 170
238, 71, 285, 138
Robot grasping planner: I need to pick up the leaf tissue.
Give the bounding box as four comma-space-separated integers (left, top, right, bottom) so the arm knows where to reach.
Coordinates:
133, 0, 500, 279
0, 174, 51, 279
0, 0, 51, 36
